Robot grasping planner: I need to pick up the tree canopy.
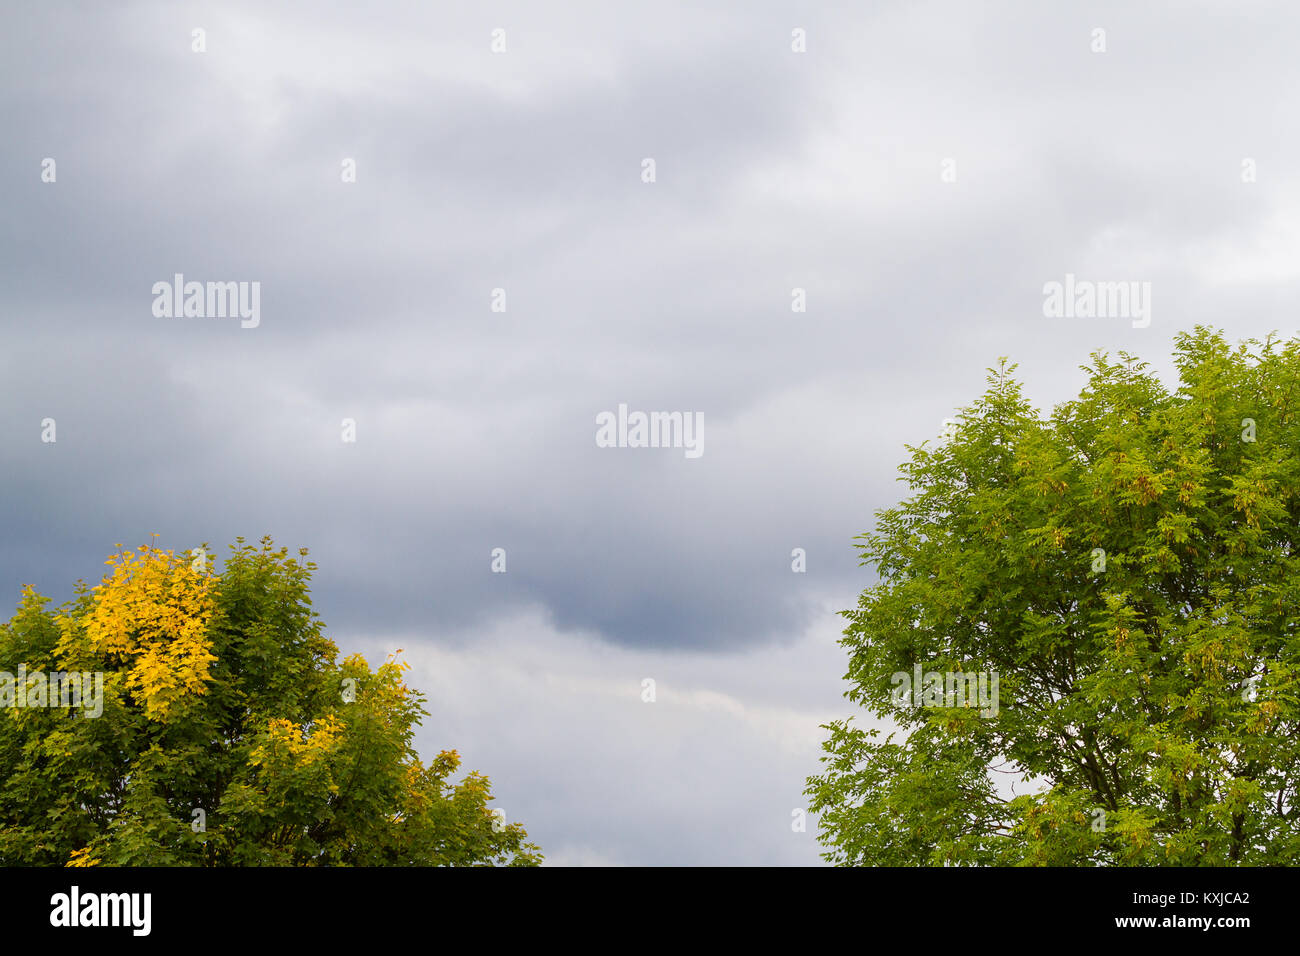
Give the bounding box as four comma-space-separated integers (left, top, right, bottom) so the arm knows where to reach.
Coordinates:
808, 327, 1300, 865
0, 536, 540, 866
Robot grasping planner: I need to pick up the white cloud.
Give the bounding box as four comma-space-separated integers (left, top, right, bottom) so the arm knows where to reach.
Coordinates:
344, 601, 851, 865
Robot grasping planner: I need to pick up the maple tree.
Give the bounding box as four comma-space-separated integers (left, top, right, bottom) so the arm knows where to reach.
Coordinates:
0, 536, 540, 866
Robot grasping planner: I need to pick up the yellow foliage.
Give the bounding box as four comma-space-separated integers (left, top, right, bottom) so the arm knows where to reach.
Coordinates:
66, 846, 100, 867
59, 545, 217, 720
251, 715, 345, 768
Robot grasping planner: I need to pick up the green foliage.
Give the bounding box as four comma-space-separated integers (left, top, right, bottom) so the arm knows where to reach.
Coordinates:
808, 328, 1300, 865
0, 536, 541, 866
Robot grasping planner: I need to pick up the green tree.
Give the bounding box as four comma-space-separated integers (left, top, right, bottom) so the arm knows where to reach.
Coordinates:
808, 328, 1300, 865
0, 536, 541, 866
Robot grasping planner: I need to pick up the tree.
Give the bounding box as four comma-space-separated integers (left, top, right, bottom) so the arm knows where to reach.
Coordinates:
0, 536, 541, 866
807, 327, 1300, 865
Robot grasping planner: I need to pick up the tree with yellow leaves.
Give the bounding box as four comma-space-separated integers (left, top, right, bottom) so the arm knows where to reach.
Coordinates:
0, 536, 540, 866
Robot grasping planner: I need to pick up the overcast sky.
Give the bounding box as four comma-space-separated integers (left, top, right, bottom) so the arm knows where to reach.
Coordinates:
3, 0, 1296, 865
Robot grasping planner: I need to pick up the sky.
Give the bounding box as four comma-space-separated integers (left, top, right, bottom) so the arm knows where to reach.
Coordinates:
2, 0, 1297, 865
